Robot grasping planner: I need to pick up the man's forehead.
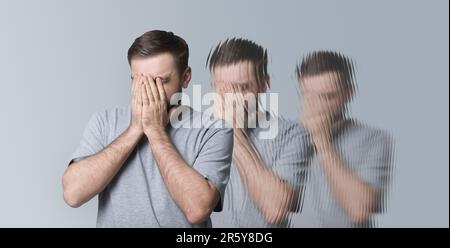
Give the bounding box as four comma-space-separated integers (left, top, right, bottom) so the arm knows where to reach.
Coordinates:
212, 61, 257, 83
301, 71, 342, 93
131, 53, 175, 77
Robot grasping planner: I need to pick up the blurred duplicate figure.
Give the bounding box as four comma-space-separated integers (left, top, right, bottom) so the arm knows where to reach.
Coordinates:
208, 38, 309, 227
295, 51, 394, 227
62, 30, 233, 227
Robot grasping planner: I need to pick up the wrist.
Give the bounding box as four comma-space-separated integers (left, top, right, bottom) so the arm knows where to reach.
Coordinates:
128, 123, 143, 133
126, 125, 144, 139
144, 125, 166, 139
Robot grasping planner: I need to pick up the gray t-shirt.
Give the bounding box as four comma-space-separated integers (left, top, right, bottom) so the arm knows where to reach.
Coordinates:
211, 117, 310, 227
294, 120, 394, 228
69, 105, 233, 228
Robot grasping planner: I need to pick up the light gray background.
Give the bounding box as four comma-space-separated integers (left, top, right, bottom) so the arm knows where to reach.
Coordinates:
0, 0, 447, 227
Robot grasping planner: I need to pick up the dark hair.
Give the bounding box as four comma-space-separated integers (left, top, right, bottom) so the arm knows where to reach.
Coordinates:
206, 38, 269, 89
297, 51, 355, 89
127, 30, 189, 76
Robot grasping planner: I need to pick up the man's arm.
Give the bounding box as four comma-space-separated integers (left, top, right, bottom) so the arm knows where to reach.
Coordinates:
62, 127, 143, 207
62, 75, 144, 208
232, 128, 300, 225
313, 136, 378, 224
141, 76, 220, 225
215, 85, 302, 225
301, 95, 380, 224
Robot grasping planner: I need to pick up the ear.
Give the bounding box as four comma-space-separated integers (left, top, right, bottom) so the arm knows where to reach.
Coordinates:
181, 66, 192, 89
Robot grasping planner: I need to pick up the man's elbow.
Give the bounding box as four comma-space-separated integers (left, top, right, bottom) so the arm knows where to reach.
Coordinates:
348, 209, 371, 225
348, 200, 376, 224
185, 191, 218, 225
63, 191, 84, 208
263, 194, 297, 225
349, 191, 379, 224
62, 171, 84, 208
263, 208, 288, 225
185, 207, 213, 225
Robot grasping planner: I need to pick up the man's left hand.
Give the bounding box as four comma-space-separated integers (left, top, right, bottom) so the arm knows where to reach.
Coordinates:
141, 75, 168, 135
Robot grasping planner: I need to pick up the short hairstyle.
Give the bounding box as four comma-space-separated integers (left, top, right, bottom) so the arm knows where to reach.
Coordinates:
127, 30, 189, 76
206, 38, 269, 89
297, 51, 355, 89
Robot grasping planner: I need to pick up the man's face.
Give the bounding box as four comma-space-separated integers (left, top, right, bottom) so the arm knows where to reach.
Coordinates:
211, 61, 263, 126
130, 53, 189, 105
300, 71, 350, 116
212, 61, 261, 95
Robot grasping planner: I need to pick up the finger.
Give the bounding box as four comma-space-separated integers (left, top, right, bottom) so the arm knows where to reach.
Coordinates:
217, 83, 225, 94
136, 76, 143, 105
141, 83, 149, 105
214, 93, 224, 118
155, 77, 166, 102
143, 76, 154, 102
142, 76, 153, 103
234, 83, 243, 93
131, 76, 139, 105
232, 84, 245, 109
147, 76, 159, 101
225, 82, 234, 93
236, 84, 246, 103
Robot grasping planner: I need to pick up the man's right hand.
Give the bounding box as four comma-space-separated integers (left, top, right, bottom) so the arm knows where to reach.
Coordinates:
63, 76, 146, 207
214, 83, 251, 130
130, 74, 144, 134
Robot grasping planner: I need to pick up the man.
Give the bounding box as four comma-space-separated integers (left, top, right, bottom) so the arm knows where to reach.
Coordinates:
207, 38, 310, 227
62, 30, 233, 227
295, 51, 394, 227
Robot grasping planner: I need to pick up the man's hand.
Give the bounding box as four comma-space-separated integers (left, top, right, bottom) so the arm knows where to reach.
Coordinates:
141, 75, 168, 135
300, 94, 334, 149
130, 74, 144, 134
138, 76, 221, 224
300, 94, 380, 224
214, 83, 251, 130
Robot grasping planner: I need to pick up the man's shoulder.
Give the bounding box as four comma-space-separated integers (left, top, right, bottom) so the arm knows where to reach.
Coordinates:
247, 116, 310, 159
90, 105, 130, 122
277, 117, 309, 137
84, 106, 130, 139
343, 120, 393, 147
251, 115, 308, 141
173, 105, 230, 130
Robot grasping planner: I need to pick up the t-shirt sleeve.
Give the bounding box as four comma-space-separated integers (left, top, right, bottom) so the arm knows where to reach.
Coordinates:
68, 111, 108, 165
192, 127, 233, 212
355, 130, 394, 212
